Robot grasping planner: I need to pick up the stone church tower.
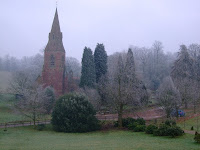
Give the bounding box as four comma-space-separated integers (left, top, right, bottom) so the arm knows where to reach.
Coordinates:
42, 9, 66, 96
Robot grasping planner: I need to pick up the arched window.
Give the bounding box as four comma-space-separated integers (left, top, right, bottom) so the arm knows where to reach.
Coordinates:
50, 55, 55, 67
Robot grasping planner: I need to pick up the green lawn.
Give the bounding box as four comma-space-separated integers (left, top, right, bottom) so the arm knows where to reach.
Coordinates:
0, 126, 199, 150
0, 94, 31, 123
178, 116, 200, 131
0, 94, 50, 124
0, 71, 12, 92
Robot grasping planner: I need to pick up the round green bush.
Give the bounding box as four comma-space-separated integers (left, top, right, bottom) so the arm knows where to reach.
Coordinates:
136, 118, 146, 125
153, 124, 169, 136
145, 124, 158, 134
51, 94, 100, 133
127, 118, 146, 130
153, 123, 184, 137
114, 117, 136, 128
123, 118, 136, 127
167, 126, 184, 137
37, 124, 46, 131
128, 122, 138, 130
134, 125, 146, 132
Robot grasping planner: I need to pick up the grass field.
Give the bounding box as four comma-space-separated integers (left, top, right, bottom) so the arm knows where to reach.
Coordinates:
0, 94, 32, 123
0, 71, 12, 92
178, 116, 200, 131
0, 126, 199, 150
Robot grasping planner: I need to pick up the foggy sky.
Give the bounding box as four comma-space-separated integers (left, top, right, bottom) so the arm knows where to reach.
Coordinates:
1, 0, 200, 61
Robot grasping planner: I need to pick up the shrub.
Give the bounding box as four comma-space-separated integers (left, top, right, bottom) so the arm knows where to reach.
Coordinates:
114, 118, 146, 130
191, 126, 194, 130
153, 123, 184, 137
100, 121, 114, 130
145, 124, 158, 134
194, 132, 200, 143
122, 118, 136, 128
153, 124, 169, 136
114, 117, 136, 128
153, 129, 161, 136
165, 120, 176, 126
127, 118, 146, 130
167, 126, 184, 137
51, 94, 100, 133
114, 121, 118, 127
136, 118, 146, 125
37, 124, 46, 131
134, 125, 146, 132
128, 122, 139, 130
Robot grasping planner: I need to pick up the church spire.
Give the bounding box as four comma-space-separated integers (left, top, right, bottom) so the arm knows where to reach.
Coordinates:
51, 8, 61, 33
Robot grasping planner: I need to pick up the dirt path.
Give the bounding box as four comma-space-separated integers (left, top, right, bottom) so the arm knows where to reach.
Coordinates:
96, 107, 165, 121
1, 107, 165, 129
184, 130, 196, 135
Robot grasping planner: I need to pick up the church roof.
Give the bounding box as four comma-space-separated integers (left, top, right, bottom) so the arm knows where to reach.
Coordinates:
51, 8, 61, 33
45, 8, 65, 52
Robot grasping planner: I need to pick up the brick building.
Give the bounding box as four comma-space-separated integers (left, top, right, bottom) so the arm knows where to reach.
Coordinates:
41, 9, 70, 96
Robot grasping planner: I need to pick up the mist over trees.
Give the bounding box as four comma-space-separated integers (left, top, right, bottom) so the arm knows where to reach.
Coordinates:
130, 41, 172, 91
98, 49, 148, 127
157, 77, 181, 118
65, 57, 81, 78
0, 53, 81, 80
2, 40, 200, 123
171, 45, 200, 113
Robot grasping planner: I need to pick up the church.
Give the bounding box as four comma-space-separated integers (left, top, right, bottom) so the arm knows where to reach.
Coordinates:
41, 9, 76, 96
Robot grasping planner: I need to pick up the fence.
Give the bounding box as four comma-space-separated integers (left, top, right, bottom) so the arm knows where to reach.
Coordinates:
0, 115, 118, 129
0, 120, 51, 129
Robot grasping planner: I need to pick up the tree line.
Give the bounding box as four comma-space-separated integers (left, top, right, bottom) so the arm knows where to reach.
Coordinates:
79, 42, 200, 127
3, 41, 200, 128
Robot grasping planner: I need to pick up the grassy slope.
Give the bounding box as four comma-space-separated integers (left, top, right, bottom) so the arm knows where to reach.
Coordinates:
176, 106, 200, 131
0, 126, 199, 150
0, 94, 31, 123
178, 116, 200, 131
0, 71, 12, 92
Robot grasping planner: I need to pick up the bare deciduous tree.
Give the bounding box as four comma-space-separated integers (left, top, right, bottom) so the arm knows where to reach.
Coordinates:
14, 84, 48, 128
9, 71, 54, 128
100, 49, 148, 128
78, 87, 101, 111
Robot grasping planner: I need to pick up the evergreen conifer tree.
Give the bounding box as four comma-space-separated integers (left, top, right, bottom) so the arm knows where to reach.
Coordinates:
94, 43, 108, 83
125, 48, 136, 82
80, 47, 96, 88
171, 45, 195, 108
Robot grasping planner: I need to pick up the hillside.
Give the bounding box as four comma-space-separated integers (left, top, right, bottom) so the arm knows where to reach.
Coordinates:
0, 71, 12, 92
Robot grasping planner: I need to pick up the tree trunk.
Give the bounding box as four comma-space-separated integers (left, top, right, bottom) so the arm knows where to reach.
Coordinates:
33, 109, 36, 129
194, 101, 196, 114
184, 101, 188, 109
197, 116, 199, 132
118, 103, 123, 128
175, 106, 179, 119
166, 109, 170, 118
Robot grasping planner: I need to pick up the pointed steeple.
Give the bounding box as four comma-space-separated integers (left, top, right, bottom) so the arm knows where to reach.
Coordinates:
45, 8, 65, 52
51, 8, 61, 33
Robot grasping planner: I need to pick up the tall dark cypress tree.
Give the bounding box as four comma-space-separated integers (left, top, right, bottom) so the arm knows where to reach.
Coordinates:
94, 43, 108, 83
125, 48, 136, 80
80, 47, 96, 88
